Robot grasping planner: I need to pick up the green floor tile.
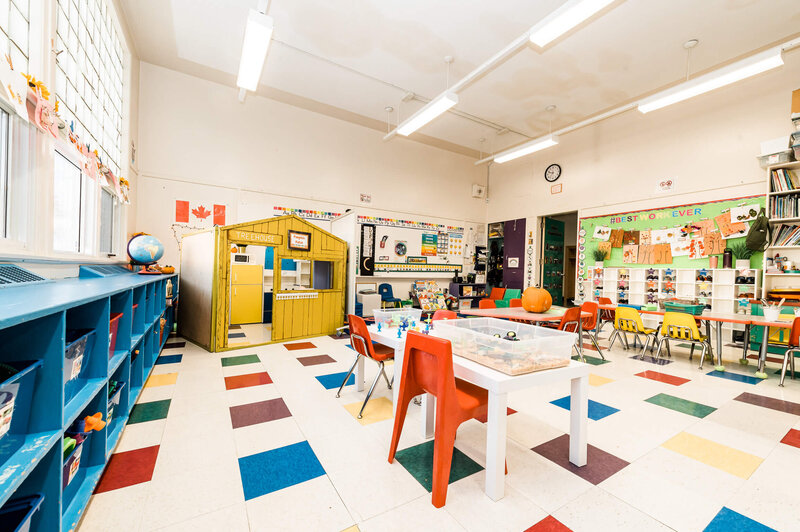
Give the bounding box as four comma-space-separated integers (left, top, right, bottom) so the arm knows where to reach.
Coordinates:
221, 354, 261, 367
645, 393, 715, 418
394, 440, 483, 492
128, 399, 171, 424
572, 354, 610, 366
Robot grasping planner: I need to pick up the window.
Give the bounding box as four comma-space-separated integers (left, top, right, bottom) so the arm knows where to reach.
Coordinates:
55, 0, 124, 176
313, 261, 333, 290
99, 187, 115, 254
0, 0, 29, 73
53, 151, 96, 253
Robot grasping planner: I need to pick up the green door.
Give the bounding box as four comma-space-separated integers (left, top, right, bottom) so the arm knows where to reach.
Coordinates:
541, 218, 565, 306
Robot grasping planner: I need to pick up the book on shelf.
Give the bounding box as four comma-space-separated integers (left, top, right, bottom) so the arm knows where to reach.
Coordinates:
771, 223, 800, 246
770, 195, 800, 218
770, 168, 800, 193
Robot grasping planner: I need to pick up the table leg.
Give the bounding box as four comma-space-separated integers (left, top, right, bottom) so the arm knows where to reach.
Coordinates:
485, 390, 508, 501
355, 356, 365, 392
704, 320, 713, 362
392, 348, 402, 415
756, 325, 770, 379
421, 393, 435, 439
569, 375, 588, 467
577, 318, 585, 361
715, 321, 725, 371
740, 323, 750, 364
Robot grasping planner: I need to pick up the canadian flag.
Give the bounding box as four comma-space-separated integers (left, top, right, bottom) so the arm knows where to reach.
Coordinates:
175, 200, 226, 227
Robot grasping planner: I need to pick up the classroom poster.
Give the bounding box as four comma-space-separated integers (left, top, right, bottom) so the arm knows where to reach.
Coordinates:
421, 233, 438, 256
622, 245, 638, 263
609, 229, 624, 247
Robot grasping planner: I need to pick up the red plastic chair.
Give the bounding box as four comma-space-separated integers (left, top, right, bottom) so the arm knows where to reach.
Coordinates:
479, 299, 496, 309
780, 317, 800, 386
509, 298, 522, 307
580, 301, 604, 358
337, 315, 395, 418
388, 331, 504, 508
555, 306, 583, 358
432, 310, 457, 320
596, 297, 615, 335
488, 287, 506, 300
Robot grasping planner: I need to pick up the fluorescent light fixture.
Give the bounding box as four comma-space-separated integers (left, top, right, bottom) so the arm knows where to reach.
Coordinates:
529, 0, 615, 47
236, 10, 274, 92
397, 92, 458, 136
494, 134, 559, 163
638, 48, 783, 114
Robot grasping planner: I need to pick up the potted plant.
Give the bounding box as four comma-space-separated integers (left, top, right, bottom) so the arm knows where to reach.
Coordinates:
592, 248, 607, 268
729, 241, 754, 271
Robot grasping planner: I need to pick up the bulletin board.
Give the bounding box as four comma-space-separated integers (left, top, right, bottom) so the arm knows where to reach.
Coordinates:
373, 225, 463, 264
577, 195, 765, 278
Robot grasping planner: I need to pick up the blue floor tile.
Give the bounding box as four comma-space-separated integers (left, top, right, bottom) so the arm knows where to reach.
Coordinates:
550, 396, 620, 421
315, 371, 355, 390
706, 370, 762, 385
238, 441, 325, 500
704, 507, 776, 532
154, 354, 182, 366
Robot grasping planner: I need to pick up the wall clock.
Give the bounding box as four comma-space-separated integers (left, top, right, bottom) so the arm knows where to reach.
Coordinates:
544, 163, 561, 182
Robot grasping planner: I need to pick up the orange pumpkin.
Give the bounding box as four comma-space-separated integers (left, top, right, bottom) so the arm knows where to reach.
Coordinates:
521, 287, 552, 313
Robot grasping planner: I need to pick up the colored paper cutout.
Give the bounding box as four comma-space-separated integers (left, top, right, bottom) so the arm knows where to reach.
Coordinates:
714, 213, 747, 238
654, 243, 672, 264
622, 230, 640, 246
622, 245, 638, 264
597, 241, 612, 259
639, 230, 651, 245
608, 229, 624, 248
638, 245, 654, 264
594, 226, 611, 241
703, 232, 725, 256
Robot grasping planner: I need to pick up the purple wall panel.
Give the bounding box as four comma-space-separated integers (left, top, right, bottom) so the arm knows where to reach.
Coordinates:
503, 218, 526, 289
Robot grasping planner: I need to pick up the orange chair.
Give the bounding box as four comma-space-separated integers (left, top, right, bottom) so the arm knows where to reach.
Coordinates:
478, 299, 496, 309
596, 297, 615, 335
580, 301, 604, 359
432, 309, 457, 320
555, 306, 584, 359
388, 331, 503, 508
488, 287, 506, 300
780, 317, 800, 386
336, 315, 395, 418
509, 298, 522, 307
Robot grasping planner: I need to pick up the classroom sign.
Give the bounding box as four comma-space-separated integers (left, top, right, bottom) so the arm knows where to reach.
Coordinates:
578, 195, 764, 278
421, 233, 438, 256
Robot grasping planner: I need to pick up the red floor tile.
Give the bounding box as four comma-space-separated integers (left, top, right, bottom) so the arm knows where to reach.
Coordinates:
474, 407, 517, 423
525, 515, 572, 532
224, 371, 273, 390
284, 342, 316, 351
95, 445, 160, 493
635, 370, 690, 386
781, 428, 800, 449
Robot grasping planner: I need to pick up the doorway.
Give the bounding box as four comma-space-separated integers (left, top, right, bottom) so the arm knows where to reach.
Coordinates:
227, 243, 274, 347
538, 211, 578, 306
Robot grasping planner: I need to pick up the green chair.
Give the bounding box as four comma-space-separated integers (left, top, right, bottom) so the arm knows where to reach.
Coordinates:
495, 289, 521, 308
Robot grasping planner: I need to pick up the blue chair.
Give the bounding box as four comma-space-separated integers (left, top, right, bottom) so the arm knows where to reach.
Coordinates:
378, 283, 401, 308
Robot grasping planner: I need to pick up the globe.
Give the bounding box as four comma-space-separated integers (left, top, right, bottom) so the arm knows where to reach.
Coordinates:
127, 234, 164, 265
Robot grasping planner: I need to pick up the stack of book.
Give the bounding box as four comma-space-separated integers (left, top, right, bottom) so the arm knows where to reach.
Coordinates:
770, 168, 800, 192
770, 195, 800, 218
771, 223, 800, 246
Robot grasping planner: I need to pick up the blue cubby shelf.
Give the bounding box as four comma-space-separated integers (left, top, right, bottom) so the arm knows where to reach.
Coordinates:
0, 270, 177, 532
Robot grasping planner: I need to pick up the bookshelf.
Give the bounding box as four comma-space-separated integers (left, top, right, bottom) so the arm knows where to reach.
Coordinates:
764, 160, 800, 294
0, 270, 177, 532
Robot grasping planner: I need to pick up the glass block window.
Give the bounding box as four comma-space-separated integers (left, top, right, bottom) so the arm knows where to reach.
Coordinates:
0, 0, 30, 73
55, 0, 124, 177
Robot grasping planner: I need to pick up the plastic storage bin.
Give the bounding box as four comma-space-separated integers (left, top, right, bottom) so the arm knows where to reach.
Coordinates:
62, 432, 88, 488
64, 329, 95, 403
433, 318, 575, 375
664, 302, 705, 316
0, 493, 44, 532
372, 308, 424, 327
108, 312, 123, 359
107, 381, 125, 424
793, 144, 800, 161
758, 150, 794, 168
0, 360, 42, 442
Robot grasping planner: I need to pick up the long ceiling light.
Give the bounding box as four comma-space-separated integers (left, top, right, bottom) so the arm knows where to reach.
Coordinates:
494, 134, 559, 163
529, 0, 616, 47
397, 92, 459, 136
236, 9, 274, 92
638, 48, 783, 114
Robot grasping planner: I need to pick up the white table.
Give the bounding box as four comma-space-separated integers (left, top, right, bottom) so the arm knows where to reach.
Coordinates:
366, 324, 590, 501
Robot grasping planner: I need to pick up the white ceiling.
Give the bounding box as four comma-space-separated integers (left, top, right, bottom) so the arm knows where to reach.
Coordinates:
120, 0, 800, 157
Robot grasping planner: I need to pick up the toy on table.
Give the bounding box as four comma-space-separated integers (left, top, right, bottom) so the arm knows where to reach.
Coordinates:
397, 329, 402, 339
377, 323, 382, 333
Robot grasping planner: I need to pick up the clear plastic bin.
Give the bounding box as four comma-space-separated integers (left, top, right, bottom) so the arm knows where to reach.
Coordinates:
62, 433, 87, 488
372, 308, 424, 327
64, 329, 95, 403
107, 381, 125, 424
434, 318, 576, 375
109, 312, 123, 359
758, 150, 794, 168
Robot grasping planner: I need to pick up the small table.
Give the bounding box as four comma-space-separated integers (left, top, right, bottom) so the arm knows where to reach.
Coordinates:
367, 324, 590, 501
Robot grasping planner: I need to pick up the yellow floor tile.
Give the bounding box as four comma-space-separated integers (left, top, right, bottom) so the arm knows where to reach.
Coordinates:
340, 526, 360, 532
589, 374, 614, 387
661, 431, 763, 479
144, 372, 178, 388
343, 397, 394, 426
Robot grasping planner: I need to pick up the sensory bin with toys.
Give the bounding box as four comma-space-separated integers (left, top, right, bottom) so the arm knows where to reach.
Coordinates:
434, 318, 576, 375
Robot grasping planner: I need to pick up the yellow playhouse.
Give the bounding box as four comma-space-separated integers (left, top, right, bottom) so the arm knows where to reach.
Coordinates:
178, 215, 347, 351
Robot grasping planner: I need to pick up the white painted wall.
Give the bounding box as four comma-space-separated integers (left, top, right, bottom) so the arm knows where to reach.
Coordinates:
487, 52, 800, 294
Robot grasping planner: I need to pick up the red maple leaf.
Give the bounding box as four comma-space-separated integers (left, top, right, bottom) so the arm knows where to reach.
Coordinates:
192, 205, 211, 219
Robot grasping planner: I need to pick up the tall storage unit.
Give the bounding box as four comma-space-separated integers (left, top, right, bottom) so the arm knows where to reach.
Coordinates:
0, 267, 177, 532
230, 264, 263, 324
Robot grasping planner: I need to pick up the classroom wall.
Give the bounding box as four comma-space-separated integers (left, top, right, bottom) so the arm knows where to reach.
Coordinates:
487, 51, 800, 291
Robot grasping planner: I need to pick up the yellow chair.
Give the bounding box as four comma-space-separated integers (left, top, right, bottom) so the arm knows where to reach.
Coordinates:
656, 312, 712, 368
608, 306, 658, 355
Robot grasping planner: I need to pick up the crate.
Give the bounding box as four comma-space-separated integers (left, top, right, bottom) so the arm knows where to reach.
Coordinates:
373, 308, 423, 327
108, 312, 123, 359
107, 381, 125, 424
62, 432, 88, 489
434, 318, 575, 375
0, 493, 44, 532
0, 360, 42, 442
758, 150, 794, 168
64, 330, 95, 402
664, 302, 705, 316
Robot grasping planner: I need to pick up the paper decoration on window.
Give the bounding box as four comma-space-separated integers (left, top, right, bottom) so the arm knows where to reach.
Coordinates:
593, 226, 611, 241
714, 213, 747, 237
688, 239, 705, 260
654, 243, 673, 264
608, 229, 624, 248
622, 245, 638, 264
670, 239, 691, 257
638, 245, 654, 264
622, 230, 640, 246
639, 230, 651, 245
597, 241, 612, 258
730, 204, 761, 223
703, 232, 725, 256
